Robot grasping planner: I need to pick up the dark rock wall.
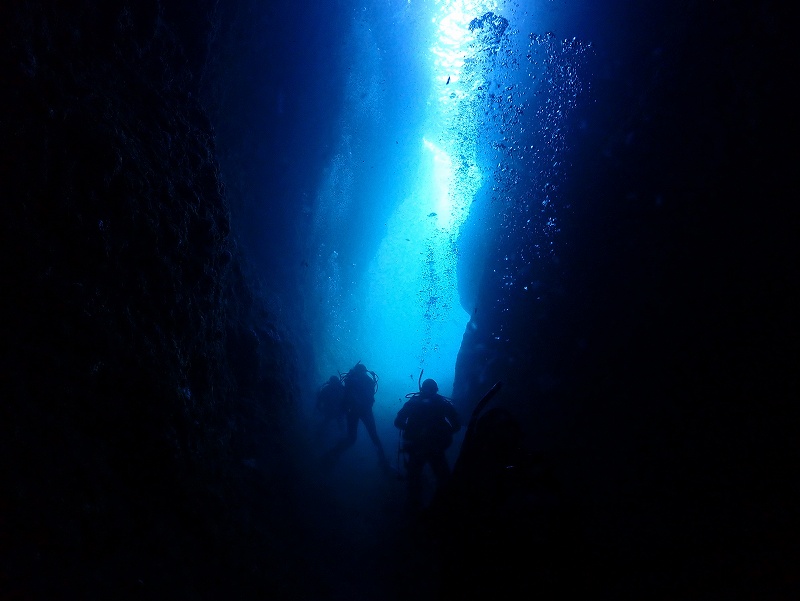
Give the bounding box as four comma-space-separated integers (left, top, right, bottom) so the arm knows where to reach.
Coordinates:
1, 2, 305, 597
447, 2, 797, 598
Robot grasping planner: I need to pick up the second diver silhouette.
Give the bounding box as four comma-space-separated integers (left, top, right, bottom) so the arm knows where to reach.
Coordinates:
321, 361, 393, 474
394, 372, 462, 512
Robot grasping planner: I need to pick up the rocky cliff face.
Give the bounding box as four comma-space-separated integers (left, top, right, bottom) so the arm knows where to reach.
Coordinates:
1, 3, 306, 597
447, 3, 797, 597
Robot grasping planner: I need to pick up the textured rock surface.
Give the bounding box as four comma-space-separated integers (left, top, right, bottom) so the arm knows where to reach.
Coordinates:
1, 3, 307, 597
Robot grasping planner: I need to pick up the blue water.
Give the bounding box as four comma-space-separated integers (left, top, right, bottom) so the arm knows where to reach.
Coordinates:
260, 2, 595, 403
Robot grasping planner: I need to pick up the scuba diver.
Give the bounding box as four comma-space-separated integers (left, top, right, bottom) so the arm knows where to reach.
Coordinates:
322, 361, 391, 473
394, 375, 461, 512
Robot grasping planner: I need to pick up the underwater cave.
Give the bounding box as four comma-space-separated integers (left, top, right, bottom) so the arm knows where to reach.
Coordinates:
1, 1, 795, 599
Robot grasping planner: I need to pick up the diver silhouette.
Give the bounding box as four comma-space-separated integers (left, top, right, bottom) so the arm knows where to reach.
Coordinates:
322, 361, 391, 472
394, 376, 461, 512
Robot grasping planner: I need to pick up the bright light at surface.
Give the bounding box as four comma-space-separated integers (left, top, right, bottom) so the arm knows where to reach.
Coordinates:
305, 0, 591, 421
308, 0, 509, 408
432, 0, 500, 102
359, 0, 500, 399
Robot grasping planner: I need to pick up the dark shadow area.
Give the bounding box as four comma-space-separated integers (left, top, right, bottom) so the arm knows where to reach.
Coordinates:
450, 2, 798, 599
0, 2, 309, 598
